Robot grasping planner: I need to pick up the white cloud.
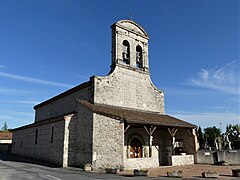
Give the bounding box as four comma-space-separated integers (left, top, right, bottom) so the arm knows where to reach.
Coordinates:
0, 111, 34, 128
70, 72, 89, 80
169, 110, 240, 130
0, 65, 7, 69
0, 71, 73, 88
16, 100, 40, 105
224, 98, 240, 103
0, 88, 33, 95
17, 112, 34, 117
186, 60, 239, 95
0, 114, 13, 120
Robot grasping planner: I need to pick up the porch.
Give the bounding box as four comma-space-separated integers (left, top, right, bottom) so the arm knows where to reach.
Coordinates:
121, 108, 197, 169
124, 122, 197, 169
78, 100, 197, 170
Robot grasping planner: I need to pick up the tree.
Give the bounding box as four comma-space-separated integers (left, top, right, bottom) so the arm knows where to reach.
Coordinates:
226, 124, 240, 141
204, 126, 221, 148
197, 126, 204, 149
2, 121, 8, 131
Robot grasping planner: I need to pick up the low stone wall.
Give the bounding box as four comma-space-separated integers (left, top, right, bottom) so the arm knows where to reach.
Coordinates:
196, 150, 217, 164
171, 154, 194, 166
196, 150, 240, 165
124, 145, 159, 169
124, 157, 159, 170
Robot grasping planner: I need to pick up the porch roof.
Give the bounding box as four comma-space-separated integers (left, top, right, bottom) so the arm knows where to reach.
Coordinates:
77, 100, 196, 128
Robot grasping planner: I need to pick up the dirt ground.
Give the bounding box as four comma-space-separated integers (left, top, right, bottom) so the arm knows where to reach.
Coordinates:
120, 164, 240, 179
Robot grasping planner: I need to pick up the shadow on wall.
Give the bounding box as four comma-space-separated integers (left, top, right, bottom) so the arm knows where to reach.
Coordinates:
0, 153, 59, 168
0, 144, 11, 154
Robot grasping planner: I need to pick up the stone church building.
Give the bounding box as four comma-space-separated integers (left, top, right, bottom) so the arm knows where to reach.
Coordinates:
12, 20, 197, 170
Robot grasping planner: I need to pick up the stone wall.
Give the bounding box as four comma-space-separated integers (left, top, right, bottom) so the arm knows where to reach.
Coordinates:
35, 85, 92, 122
94, 66, 164, 113
196, 150, 240, 165
74, 103, 94, 167
92, 113, 124, 170
175, 128, 197, 155
171, 154, 194, 166
11, 114, 76, 166
124, 146, 159, 169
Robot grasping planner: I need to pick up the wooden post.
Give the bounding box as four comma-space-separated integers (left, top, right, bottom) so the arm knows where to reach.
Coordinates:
144, 125, 157, 157
167, 127, 178, 155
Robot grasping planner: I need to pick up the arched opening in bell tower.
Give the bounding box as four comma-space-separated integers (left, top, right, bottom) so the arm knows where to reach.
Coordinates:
122, 40, 130, 64
136, 45, 143, 68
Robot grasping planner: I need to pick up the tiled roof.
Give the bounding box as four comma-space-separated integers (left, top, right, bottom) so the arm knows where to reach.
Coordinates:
78, 100, 196, 128
0, 132, 13, 140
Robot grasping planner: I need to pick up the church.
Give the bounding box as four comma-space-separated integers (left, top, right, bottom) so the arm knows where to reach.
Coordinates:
12, 20, 198, 170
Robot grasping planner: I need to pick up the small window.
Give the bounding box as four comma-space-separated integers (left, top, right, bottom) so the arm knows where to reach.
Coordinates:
35, 129, 38, 144
51, 126, 54, 143
122, 40, 130, 64
20, 141, 23, 148
136, 45, 143, 68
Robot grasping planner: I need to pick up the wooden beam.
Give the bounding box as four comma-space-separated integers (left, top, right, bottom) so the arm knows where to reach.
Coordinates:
167, 127, 178, 137
150, 126, 157, 135
144, 126, 150, 135
124, 125, 131, 133
168, 128, 173, 136
173, 128, 178, 136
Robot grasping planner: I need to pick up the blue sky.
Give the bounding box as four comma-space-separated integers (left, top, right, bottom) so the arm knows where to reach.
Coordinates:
0, 0, 239, 131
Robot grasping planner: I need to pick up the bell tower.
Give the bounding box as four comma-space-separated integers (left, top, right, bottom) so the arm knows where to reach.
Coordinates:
111, 20, 149, 72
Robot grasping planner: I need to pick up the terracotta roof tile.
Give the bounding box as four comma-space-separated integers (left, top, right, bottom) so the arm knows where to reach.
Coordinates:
0, 132, 13, 140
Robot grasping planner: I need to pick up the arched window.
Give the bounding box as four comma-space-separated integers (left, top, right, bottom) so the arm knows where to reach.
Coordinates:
136, 45, 143, 68
130, 137, 142, 158
122, 40, 130, 64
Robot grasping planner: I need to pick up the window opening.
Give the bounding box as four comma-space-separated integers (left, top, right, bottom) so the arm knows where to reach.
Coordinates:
130, 137, 142, 158
51, 126, 54, 143
122, 40, 130, 64
136, 45, 143, 68
35, 129, 38, 144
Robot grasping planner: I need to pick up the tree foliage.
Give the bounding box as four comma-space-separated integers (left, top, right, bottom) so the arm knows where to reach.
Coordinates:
204, 126, 221, 148
226, 124, 240, 141
197, 126, 204, 149
196, 124, 240, 150
2, 121, 8, 131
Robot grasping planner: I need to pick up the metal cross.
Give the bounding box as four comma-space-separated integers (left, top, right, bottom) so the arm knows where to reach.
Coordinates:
129, 12, 134, 20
